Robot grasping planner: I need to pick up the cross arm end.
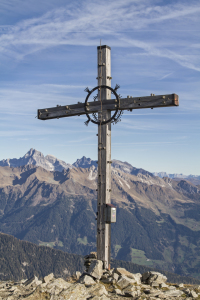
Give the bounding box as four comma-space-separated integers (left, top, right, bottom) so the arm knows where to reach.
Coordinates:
172, 94, 179, 106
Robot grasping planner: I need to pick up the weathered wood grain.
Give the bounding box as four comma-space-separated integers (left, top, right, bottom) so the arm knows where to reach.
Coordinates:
38, 94, 179, 120
97, 45, 111, 269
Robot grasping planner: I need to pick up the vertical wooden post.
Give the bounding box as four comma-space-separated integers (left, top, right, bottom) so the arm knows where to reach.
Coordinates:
97, 45, 111, 269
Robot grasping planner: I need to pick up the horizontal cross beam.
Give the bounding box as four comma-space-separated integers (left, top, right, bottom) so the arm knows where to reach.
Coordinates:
38, 93, 179, 120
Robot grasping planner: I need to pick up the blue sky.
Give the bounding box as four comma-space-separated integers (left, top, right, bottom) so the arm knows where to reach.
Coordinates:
0, 0, 199, 175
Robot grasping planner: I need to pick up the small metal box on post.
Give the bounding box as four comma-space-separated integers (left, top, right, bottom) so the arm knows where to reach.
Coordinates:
104, 204, 116, 224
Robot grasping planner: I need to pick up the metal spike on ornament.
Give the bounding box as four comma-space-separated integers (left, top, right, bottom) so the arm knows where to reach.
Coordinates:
92, 113, 98, 122
84, 87, 90, 93
84, 119, 90, 126
111, 110, 123, 124
93, 95, 98, 101
114, 84, 120, 91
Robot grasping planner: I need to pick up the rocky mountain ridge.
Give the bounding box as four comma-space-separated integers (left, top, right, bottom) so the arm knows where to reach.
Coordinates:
2, 149, 199, 183
0, 149, 153, 179
1, 148, 199, 187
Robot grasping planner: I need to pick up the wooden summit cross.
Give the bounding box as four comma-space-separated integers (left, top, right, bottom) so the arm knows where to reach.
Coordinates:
38, 45, 179, 269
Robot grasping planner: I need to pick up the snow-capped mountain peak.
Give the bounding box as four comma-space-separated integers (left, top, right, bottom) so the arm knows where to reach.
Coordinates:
0, 149, 72, 172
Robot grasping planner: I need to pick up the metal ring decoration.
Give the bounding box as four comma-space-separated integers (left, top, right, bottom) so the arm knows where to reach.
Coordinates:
84, 85, 120, 125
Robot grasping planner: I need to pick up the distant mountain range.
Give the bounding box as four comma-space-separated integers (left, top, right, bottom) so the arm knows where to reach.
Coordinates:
153, 171, 200, 181
0, 148, 199, 184
0, 149, 200, 279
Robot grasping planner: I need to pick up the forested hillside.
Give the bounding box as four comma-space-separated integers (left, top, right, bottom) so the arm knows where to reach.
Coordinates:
1, 232, 200, 285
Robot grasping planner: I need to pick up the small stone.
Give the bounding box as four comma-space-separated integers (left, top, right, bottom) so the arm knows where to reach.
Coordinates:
113, 288, 123, 295
101, 274, 109, 280
149, 288, 162, 297
87, 284, 108, 297
127, 290, 141, 297
108, 269, 114, 276
141, 284, 150, 288
115, 268, 141, 284
20, 279, 27, 284
183, 288, 191, 295
123, 285, 136, 292
142, 271, 167, 284
179, 283, 184, 288
79, 275, 96, 286
75, 271, 82, 280
88, 260, 103, 279
151, 282, 159, 287
101, 277, 113, 284
117, 275, 136, 289
142, 271, 151, 282
168, 285, 176, 290
59, 283, 89, 300
112, 272, 119, 282
143, 288, 151, 294
190, 290, 198, 298
123, 284, 141, 297
163, 289, 184, 297
43, 273, 54, 284
46, 278, 71, 291
159, 282, 168, 288
23, 276, 42, 287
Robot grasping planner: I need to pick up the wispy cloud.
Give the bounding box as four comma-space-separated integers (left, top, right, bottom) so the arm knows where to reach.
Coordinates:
158, 72, 174, 80
0, 84, 84, 114
122, 38, 200, 72
0, 0, 199, 71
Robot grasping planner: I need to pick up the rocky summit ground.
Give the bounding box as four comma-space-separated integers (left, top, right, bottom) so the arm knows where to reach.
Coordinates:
1, 260, 200, 300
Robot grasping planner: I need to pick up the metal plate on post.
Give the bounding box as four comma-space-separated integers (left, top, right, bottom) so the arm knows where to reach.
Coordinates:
104, 204, 116, 224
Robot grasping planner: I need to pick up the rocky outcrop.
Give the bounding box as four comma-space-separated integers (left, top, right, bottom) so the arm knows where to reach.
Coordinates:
1, 263, 200, 300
